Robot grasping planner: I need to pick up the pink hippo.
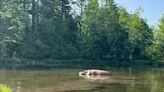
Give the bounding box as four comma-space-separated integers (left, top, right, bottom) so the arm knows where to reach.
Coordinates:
79, 69, 111, 80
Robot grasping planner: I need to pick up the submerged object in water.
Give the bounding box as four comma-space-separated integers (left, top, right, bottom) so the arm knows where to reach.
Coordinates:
79, 69, 111, 80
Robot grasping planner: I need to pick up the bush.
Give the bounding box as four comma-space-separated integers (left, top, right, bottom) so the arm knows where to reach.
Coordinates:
0, 84, 12, 92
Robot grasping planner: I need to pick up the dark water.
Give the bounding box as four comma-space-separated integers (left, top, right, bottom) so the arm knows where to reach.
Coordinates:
0, 67, 164, 92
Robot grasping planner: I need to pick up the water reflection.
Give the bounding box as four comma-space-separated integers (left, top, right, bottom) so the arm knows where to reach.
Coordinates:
0, 68, 163, 92
79, 74, 110, 80
144, 70, 164, 92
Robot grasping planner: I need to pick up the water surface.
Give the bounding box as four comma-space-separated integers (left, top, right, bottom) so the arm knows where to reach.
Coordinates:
0, 68, 164, 92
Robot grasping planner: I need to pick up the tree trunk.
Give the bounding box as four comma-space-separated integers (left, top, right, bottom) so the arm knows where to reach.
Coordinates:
129, 49, 133, 61
32, 0, 38, 40
0, 1, 2, 33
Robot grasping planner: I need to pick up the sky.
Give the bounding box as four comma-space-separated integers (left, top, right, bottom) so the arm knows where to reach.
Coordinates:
114, 0, 164, 26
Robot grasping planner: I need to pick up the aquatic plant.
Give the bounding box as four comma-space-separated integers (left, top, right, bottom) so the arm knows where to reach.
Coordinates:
0, 84, 11, 92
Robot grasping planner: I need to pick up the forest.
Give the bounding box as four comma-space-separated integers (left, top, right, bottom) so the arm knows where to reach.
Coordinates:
0, 0, 164, 67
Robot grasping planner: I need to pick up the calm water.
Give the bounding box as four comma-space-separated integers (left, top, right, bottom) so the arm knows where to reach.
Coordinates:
0, 67, 164, 92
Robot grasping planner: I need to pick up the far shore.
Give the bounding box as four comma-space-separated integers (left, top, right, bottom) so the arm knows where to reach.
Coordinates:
0, 58, 163, 69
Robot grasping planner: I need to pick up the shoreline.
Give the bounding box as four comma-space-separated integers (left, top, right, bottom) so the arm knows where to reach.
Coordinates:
0, 58, 163, 69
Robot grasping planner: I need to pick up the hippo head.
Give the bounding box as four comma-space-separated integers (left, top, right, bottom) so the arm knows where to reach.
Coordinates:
79, 70, 88, 76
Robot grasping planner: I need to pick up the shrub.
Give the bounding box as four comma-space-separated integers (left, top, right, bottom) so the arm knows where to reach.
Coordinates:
0, 84, 11, 92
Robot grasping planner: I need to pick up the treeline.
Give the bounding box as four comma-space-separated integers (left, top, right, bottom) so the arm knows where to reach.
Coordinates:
0, 0, 164, 62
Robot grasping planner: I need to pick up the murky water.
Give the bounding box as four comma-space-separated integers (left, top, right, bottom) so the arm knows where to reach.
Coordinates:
0, 67, 164, 92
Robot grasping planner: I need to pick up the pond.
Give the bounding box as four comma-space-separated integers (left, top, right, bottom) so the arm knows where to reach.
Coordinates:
0, 67, 164, 92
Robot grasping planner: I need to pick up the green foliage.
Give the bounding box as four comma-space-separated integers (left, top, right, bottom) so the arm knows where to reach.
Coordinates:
0, 41, 7, 58
153, 14, 164, 59
118, 7, 154, 60
0, 84, 12, 92
19, 40, 50, 60
0, 0, 163, 64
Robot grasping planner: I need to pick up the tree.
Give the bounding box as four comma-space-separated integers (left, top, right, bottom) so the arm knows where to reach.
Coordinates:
31, 0, 39, 40
118, 8, 153, 60
0, 0, 159, 62
129, 14, 153, 60
94, 0, 127, 59
81, 0, 100, 59
155, 14, 164, 59
0, 0, 29, 58
29, 0, 79, 59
